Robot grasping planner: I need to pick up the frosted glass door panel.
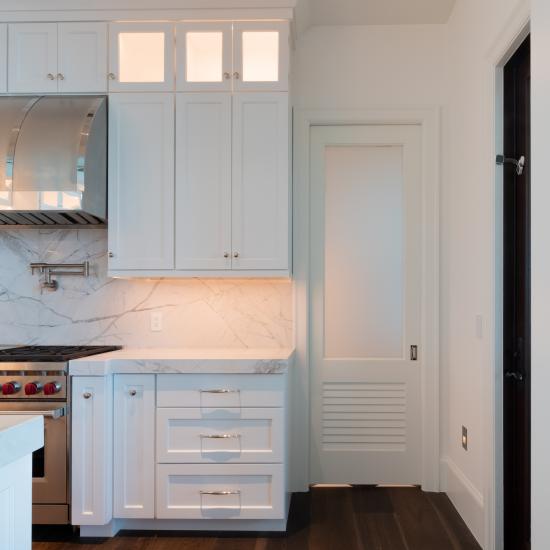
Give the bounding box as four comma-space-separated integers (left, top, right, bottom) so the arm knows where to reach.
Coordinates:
242, 32, 279, 82
324, 146, 404, 359
187, 33, 222, 81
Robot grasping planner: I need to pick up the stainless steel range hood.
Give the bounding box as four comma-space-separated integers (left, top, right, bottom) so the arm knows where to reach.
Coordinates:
0, 95, 107, 226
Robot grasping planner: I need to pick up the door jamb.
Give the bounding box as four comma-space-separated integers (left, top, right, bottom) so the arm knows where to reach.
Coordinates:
291, 108, 440, 492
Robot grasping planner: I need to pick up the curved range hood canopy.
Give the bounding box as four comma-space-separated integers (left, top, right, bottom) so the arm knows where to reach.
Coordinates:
0, 95, 107, 226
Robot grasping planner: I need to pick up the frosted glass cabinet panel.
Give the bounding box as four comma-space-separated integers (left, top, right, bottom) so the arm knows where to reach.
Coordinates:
233, 22, 289, 91
176, 23, 232, 91
109, 23, 174, 91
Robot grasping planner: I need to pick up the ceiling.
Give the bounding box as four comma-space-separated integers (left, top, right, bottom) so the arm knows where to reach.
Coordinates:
303, 0, 456, 26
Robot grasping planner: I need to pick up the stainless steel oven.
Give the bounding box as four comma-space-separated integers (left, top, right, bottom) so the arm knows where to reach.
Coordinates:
0, 345, 121, 524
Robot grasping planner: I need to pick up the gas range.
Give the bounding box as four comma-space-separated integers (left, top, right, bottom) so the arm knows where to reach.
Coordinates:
0, 345, 121, 524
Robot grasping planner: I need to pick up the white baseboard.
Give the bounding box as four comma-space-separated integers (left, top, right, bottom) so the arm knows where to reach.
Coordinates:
440, 456, 484, 547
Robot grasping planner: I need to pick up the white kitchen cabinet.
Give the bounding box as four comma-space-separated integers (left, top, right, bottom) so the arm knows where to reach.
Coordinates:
58, 23, 107, 93
176, 22, 232, 92
8, 23, 57, 93
0, 25, 7, 93
232, 93, 289, 270
113, 375, 155, 519
71, 376, 113, 526
233, 22, 289, 92
108, 93, 175, 271
109, 22, 174, 92
175, 93, 232, 270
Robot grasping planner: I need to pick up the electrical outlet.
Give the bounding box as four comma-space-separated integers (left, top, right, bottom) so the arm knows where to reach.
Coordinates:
462, 426, 468, 451
150, 311, 163, 332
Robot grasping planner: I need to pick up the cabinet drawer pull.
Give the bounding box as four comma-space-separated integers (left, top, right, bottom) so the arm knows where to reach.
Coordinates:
200, 389, 240, 394
200, 490, 240, 496
200, 433, 241, 439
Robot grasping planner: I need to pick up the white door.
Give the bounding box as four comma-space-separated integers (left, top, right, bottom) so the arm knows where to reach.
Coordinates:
108, 22, 174, 92
108, 93, 175, 271
310, 124, 423, 484
232, 93, 289, 271
233, 22, 289, 92
113, 375, 155, 519
0, 24, 7, 93
8, 23, 57, 93
175, 93, 232, 270
176, 22, 232, 92
58, 22, 107, 93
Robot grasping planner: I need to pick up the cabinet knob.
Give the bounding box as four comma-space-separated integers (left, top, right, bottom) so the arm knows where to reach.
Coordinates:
57, 73, 64, 80
224, 252, 229, 258
108, 251, 114, 258
108, 72, 116, 80
233, 72, 240, 80
223, 72, 231, 80
83, 392, 92, 399
47, 73, 55, 80
129, 389, 137, 396
233, 252, 239, 258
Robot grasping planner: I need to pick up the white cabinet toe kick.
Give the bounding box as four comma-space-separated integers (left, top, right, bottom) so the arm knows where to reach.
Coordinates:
71, 372, 290, 537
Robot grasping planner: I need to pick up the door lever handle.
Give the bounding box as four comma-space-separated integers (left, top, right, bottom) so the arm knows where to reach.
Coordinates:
505, 371, 524, 381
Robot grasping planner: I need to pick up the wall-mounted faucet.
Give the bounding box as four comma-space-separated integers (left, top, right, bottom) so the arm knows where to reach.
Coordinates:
30, 262, 89, 291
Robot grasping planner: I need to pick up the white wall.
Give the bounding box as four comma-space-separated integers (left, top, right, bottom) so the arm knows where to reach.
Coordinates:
530, 1, 550, 548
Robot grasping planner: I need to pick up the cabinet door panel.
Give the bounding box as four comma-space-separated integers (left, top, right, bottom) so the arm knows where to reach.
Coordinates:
108, 93, 175, 271
114, 375, 155, 519
233, 22, 289, 92
176, 22, 232, 92
232, 93, 289, 270
0, 24, 7, 93
71, 377, 112, 526
58, 22, 107, 93
109, 23, 174, 92
175, 93, 232, 270
8, 23, 57, 93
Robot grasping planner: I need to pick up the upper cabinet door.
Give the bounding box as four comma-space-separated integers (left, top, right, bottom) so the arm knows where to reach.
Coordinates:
0, 24, 7, 93
58, 22, 107, 93
176, 22, 232, 92
108, 93, 175, 271
109, 23, 174, 92
8, 23, 58, 93
175, 93, 232, 270
232, 93, 289, 271
233, 21, 289, 92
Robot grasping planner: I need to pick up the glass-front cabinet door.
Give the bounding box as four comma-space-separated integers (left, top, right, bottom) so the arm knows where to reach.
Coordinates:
108, 22, 174, 91
233, 21, 289, 92
176, 22, 232, 92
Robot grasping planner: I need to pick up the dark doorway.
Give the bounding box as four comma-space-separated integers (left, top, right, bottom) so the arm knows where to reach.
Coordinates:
503, 35, 530, 550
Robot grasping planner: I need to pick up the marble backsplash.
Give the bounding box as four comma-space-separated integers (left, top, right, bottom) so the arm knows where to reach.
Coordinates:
0, 228, 293, 348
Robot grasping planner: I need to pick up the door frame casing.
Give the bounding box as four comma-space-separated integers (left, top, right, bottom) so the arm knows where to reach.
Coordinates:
291, 108, 440, 492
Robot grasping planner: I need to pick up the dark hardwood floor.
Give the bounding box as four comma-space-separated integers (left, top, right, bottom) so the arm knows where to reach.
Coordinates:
33, 486, 481, 550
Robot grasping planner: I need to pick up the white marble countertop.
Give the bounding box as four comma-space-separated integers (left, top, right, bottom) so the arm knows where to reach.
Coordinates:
0, 415, 44, 469
69, 348, 295, 376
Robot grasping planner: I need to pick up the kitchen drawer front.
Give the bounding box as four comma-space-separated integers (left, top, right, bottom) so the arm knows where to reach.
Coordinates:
156, 464, 284, 519
156, 374, 285, 408
157, 408, 284, 463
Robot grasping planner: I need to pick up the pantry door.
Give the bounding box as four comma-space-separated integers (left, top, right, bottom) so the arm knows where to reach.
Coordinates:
310, 124, 423, 484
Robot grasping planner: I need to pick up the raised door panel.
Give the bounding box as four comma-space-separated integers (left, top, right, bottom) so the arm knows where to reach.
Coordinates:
0, 25, 7, 93
109, 22, 174, 92
58, 22, 107, 93
176, 22, 232, 92
108, 93, 175, 271
8, 23, 58, 93
113, 375, 155, 519
233, 22, 289, 92
175, 93, 232, 270
232, 93, 289, 270
71, 377, 113, 526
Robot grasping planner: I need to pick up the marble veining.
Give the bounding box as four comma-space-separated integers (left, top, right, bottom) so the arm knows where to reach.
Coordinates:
0, 228, 293, 348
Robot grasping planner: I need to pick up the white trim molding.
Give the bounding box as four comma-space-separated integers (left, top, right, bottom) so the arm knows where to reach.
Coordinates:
291, 107, 441, 492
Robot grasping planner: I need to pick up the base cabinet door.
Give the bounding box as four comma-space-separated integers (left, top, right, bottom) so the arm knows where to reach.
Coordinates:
71, 377, 112, 526
156, 464, 284, 519
113, 375, 156, 518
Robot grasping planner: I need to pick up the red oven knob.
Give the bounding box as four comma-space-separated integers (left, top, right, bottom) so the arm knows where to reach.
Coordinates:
43, 382, 62, 396
24, 382, 43, 395
2, 381, 21, 395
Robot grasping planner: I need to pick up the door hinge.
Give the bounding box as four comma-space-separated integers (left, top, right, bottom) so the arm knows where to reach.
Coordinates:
410, 345, 418, 361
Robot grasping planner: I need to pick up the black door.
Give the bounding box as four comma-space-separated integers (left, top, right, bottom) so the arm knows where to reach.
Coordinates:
503, 35, 530, 550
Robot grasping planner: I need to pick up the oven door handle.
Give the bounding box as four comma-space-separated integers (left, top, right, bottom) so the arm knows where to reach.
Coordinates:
0, 407, 65, 419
